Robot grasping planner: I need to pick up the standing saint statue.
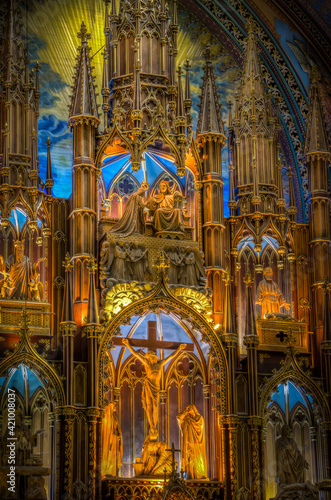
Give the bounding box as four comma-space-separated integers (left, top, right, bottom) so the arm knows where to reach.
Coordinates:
177, 404, 207, 479
256, 267, 290, 318
101, 402, 123, 477
122, 338, 187, 435
276, 425, 309, 486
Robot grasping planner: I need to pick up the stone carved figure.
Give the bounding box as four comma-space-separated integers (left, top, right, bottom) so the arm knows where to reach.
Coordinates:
179, 247, 206, 287
122, 338, 186, 435
256, 267, 290, 318
109, 183, 148, 237
126, 242, 151, 281
100, 239, 151, 287
177, 404, 207, 479
0, 241, 44, 301
276, 425, 309, 486
163, 246, 206, 286
101, 402, 123, 477
147, 180, 185, 233
141, 428, 174, 476
271, 481, 318, 500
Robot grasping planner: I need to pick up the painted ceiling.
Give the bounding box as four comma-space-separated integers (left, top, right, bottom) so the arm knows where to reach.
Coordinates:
6, 0, 331, 220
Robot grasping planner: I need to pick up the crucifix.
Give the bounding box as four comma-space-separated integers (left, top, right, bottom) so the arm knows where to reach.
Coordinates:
166, 442, 181, 475
112, 320, 194, 352
118, 321, 193, 436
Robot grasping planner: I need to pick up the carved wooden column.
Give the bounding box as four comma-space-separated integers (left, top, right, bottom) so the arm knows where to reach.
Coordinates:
219, 415, 239, 500
87, 408, 99, 500
56, 407, 76, 498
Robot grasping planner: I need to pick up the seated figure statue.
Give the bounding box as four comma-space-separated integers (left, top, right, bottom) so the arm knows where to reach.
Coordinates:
256, 267, 290, 319
147, 180, 185, 234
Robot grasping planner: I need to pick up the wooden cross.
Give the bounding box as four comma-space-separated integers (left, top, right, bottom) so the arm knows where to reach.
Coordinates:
112, 320, 194, 352
166, 442, 180, 473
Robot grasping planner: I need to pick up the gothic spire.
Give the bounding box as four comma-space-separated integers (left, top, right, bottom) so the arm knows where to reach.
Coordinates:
61, 253, 74, 323
86, 256, 99, 325
223, 270, 236, 335
0, 0, 26, 89
45, 137, 54, 195
69, 22, 99, 119
304, 67, 330, 157
244, 271, 257, 336
241, 17, 265, 101
197, 44, 225, 136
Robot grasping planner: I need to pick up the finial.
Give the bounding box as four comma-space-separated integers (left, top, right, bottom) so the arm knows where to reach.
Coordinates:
310, 65, 319, 85
322, 276, 331, 294
244, 271, 254, 287
77, 21, 90, 44
246, 15, 255, 35
87, 255, 98, 274
45, 137, 52, 148
153, 252, 170, 277
202, 43, 212, 62
222, 267, 233, 286
63, 252, 73, 271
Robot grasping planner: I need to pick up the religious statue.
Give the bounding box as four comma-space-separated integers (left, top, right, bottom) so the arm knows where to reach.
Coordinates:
101, 402, 123, 477
109, 183, 148, 237
28, 262, 44, 301
100, 239, 151, 287
177, 404, 207, 479
256, 267, 290, 318
275, 425, 309, 486
163, 245, 183, 283
126, 242, 151, 282
0, 241, 44, 301
147, 180, 185, 233
179, 247, 206, 287
141, 428, 175, 476
122, 338, 187, 435
162, 246, 206, 286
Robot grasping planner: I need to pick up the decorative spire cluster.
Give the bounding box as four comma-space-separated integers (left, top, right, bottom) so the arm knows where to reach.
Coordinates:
231, 17, 281, 216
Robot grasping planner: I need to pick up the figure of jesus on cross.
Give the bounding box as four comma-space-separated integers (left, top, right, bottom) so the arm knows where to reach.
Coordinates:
122, 321, 188, 437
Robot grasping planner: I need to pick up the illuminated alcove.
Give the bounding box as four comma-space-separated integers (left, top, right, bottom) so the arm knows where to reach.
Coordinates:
0, 364, 54, 500
98, 144, 197, 239
264, 381, 323, 499
103, 309, 220, 480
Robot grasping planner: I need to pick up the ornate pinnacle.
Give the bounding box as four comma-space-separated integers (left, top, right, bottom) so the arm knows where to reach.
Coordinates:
222, 268, 233, 286
202, 43, 212, 63
87, 255, 98, 274
45, 137, 52, 148
322, 277, 331, 294
244, 271, 254, 287
63, 252, 73, 272
153, 252, 170, 276
77, 21, 90, 44
246, 15, 255, 35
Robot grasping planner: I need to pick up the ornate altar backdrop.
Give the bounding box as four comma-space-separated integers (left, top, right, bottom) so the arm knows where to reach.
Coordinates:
0, 0, 330, 499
